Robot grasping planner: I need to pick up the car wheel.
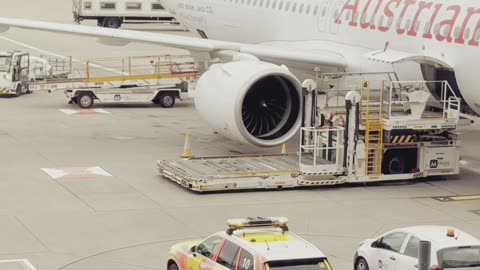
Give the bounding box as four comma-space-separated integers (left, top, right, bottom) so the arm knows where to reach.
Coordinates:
158, 93, 176, 108
15, 84, 22, 97
168, 263, 179, 270
355, 258, 369, 270
77, 92, 94, 109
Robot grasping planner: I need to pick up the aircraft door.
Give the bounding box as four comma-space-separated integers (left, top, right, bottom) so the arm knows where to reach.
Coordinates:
329, 0, 344, 34
317, 1, 328, 32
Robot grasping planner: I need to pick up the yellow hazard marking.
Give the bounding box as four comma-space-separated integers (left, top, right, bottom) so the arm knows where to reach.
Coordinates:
83, 72, 198, 84
240, 233, 289, 243
449, 195, 480, 201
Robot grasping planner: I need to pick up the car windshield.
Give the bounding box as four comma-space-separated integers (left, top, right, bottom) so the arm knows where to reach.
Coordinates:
266, 258, 330, 270
0, 56, 12, 72
437, 246, 480, 268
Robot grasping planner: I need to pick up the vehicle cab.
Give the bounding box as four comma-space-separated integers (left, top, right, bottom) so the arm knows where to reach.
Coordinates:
0, 52, 30, 96
168, 217, 332, 270
355, 226, 480, 270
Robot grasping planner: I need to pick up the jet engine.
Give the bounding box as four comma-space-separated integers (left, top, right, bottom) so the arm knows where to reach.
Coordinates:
194, 60, 302, 147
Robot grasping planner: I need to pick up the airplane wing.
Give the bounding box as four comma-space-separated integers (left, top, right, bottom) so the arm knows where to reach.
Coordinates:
0, 18, 347, 69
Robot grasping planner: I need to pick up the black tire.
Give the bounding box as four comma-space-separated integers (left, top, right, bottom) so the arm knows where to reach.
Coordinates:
158, 93, 176, 108
103, 17, 121, 28
383, 153, 407, 175
77, 92, 94, 109
355, 258, 369, 270
168, 263, 179, 270
15, 84, 22, 97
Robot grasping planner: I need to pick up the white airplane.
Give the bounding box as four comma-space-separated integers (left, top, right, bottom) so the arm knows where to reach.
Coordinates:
0, 0, 479, 147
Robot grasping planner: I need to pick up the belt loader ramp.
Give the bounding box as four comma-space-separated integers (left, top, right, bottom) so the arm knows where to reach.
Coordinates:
157, 73, 462, 192
29, 55, 198, 108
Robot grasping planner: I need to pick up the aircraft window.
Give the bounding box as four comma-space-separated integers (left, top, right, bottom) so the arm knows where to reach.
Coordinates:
292, 2, 297, 12
442, 25, 451, 37
241, 0, 245, 4
83, 1, 92, 9
235, 0, 239, 4
306, 4, 311, 15
405, 19, 411, 31
453, 26, 460, 39
272, 0, 277, 9
334, 8, 340, 21
247, 0, 251, 5
266, 0, 270, 8
415, 21, 421, 32
434, 23, 440, 35
474, 29, 480, 42
464, 27, 471, 40
423, 22, 430, 34
285, 1, 291, 11
279, 0, 284, 10
100, 2, 116, 9
313, 5, 319, 16
299, 3, 304, 14
378, 15, 384, 26
322, 6, 327, 16
126, 2, 142, 10
253, 0, 258, 6
260, 0, 264, 7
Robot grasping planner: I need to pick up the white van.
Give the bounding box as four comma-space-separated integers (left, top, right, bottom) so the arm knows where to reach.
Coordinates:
72, 0, 177, 28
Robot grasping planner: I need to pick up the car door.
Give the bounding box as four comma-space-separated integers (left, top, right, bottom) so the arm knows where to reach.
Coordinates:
397, 235, 421, 270
215, 240, 241, 270
371, 232, 408, 270
188, 236, 224, 270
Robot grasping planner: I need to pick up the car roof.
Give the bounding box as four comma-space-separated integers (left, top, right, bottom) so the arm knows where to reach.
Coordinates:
213, 229, 326, 261
392, 226, 480, 248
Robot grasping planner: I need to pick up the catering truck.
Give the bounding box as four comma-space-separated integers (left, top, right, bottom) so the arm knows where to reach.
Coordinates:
72, 0, 177, 28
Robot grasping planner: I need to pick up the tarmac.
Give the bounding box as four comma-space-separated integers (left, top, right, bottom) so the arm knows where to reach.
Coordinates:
1, 2, 480, 270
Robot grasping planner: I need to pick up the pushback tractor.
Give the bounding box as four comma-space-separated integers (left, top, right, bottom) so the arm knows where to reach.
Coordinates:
158, 72, 462, 192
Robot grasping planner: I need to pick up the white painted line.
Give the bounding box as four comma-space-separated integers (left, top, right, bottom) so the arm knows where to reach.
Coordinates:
0, 259, 38, 270
41, 166, 112, 180
59, 109, 111, 115
459, 160, 480, 174
0, 35, 125, 75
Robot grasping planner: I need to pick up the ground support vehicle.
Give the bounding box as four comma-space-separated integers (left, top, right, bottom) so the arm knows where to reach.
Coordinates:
72, 0, 178, 28
29, 55, 198, 108
0, 52, 30, 96
158, 72, 462, 192
355, 226, 480, 270
167, 217, 332, 270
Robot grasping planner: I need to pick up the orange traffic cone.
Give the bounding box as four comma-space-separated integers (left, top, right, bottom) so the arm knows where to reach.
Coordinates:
181, 132, 193, 158
281, 143, 287, 155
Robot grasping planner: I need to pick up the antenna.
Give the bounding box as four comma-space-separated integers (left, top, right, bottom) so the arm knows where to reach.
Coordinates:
265, 240, 270, 251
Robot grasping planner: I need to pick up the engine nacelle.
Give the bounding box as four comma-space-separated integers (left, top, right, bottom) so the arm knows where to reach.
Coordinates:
195, 60, 302, 147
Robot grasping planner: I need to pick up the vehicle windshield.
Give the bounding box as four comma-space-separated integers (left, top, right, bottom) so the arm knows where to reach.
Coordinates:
0, 56, 12, 72
266, 258, 330, 270
437, 246, 480, 268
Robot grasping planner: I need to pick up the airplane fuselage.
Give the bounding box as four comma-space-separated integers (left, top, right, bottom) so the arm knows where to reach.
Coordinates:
161, 0, 480, 112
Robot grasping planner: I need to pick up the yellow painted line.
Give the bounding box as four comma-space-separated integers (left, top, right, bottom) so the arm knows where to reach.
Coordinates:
450, 195, 480, 201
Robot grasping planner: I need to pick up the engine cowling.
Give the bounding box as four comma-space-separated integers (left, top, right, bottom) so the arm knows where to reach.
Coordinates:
194, 60, 302, 147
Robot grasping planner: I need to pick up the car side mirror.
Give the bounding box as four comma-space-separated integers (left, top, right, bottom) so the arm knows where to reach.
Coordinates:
189, 245, 197, 255
371, 238, 381, 248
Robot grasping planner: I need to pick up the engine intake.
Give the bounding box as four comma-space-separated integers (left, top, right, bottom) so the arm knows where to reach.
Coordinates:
194, 60, 302, 147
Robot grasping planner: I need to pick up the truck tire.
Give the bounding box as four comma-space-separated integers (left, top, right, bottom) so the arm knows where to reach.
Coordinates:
383, 152, 407, 175
103, 17, 121, 28
77, 92, 94, 109
158, 93, 176, 108
15, 84, 22, 97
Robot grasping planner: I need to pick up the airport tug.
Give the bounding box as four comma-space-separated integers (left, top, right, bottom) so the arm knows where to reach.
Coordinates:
158, 72, 462, 192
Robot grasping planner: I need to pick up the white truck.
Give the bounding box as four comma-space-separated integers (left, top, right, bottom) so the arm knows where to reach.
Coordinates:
158, 73, 463, 192
72, 0, 177, 28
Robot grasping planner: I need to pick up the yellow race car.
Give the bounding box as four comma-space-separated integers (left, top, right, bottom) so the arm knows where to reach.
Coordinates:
167, 217, 332, 270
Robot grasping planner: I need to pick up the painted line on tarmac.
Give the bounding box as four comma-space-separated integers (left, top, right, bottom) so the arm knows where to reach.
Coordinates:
59, 108, 111, 115
41, 166, 112, 180
459, 160, 480, 175
433, 194, 480, 202
0, 35, 124, 75
0, 259, 38, 270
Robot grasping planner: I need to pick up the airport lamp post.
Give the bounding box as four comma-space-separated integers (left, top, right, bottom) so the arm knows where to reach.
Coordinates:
418, 241, 431, 270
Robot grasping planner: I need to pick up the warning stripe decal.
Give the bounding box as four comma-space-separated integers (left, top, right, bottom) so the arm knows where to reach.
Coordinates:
391, 135, 413, 144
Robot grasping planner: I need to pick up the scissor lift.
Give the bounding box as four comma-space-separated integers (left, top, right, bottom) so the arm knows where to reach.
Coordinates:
29, 55, 198, 108
158, 73, 462, 192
